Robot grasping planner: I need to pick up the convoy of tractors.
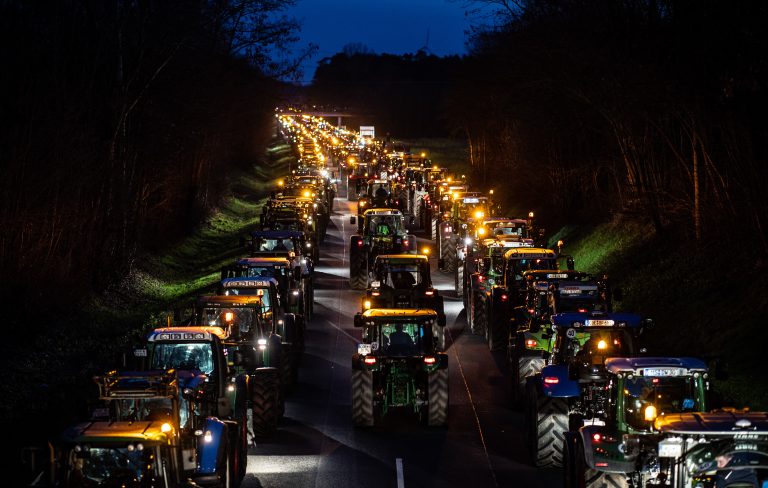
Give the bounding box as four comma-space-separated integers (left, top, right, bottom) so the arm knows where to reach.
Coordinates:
29, 111, 767, 487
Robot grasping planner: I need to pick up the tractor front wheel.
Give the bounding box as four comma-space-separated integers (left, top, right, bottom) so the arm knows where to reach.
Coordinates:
251, 367, 279, 438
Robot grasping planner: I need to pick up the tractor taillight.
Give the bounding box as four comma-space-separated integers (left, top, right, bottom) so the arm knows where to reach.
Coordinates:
543, 376, 559, 384
525, 339, 538, 348
423, 356, 437, 365
356, 239, 363, 247
501, 294, 508, 301
425, 289, 434, 296
364, 356, 377, 365
592, 433, 601, 442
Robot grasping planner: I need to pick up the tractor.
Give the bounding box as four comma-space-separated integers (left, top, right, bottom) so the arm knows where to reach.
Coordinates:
351, 309, 448, 427
362, 254, 446, 327
561, 357, 746, 488
348, 208, 416, 290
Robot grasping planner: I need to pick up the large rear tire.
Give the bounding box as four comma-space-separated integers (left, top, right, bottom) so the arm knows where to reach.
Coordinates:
441, 236, 457, 273
351, 370, 374, 427
251, 368, 279, 438
349, 249, 367, 290
511, 354, 545, 408
455, 264, 464, 299
427, 368, 449, 426
471, 291, 486, 336
526, 384, 568, 468
488, 314, 508, 352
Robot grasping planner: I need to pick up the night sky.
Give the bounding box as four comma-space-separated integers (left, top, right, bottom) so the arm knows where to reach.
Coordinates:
285, 0, 474, 82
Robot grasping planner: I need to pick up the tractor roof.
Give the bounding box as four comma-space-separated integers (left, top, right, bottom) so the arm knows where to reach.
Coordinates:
148, 326, 227, 342
375, 254, 429, 262
653, 411, 768, 435
197, 293, 269, 305
524, 270, 589, 281
552, 312, 644, 328
605, 357, 708, 374
363, 208, 402, 216
237, 257, 290, 266
63, 421, 173, 444
362, 309, 439, 319
504, 247, 557, 260
251, 230, 304, 239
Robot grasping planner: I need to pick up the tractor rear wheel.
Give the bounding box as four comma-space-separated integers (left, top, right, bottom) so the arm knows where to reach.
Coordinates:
351, 370, 374, 427
511, 354, 545, 408
427, 369, 449, 426
526, 384, 568, 468
349, 250, 367, 290
471, 291, 487, 336
251, 368, 279, 438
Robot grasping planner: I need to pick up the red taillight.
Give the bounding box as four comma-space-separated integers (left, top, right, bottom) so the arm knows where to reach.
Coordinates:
501, 294, 508, 302
543, 376, 559, 385
372, 291, 380, 296
478, 276, 484, 282
356, 239, 363, 247
363, 356, 377, 365
423, 356, 436, 365
578, 308, 587, 313
403, 239, 409, 247
595, 462, 608, 467
593, 433, 601, 442
425, 289, 434, 296
525, 339, 538, 348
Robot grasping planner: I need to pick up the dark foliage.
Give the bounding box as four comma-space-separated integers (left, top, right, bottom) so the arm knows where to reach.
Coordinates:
447, 0, 768, 246
0, 0, 296, 314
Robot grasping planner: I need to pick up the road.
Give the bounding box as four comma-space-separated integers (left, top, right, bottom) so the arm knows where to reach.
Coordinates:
243, 187, 562, 487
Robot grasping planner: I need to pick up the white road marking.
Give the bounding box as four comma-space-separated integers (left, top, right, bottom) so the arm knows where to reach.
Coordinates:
396, 458, 405, 488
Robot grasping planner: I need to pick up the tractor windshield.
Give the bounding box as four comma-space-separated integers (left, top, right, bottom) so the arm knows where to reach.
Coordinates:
623, 376, 701, 431
258, 238, 294, 252
200, 306, 261, 334
377, 263, 423, 287
67, 445, 162, 487
553, 291, 605, 314
379, 321, 425, 356
560, 329, 634, 363
367, 215, 402, 236
510, 258, 559, 281
150, 342, 214, 375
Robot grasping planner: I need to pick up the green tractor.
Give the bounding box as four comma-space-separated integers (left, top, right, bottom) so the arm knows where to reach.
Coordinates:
349, 209, 416, 290
562, 357, 718, 487
351, 309, 448, 427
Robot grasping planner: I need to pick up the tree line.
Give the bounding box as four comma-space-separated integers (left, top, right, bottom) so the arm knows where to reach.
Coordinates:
307, 1, 768, 253
0, 0, 306, 315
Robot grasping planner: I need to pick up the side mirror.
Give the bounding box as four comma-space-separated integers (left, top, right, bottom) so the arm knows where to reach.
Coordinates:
566, 256, 575, 271
482, 257, 491, 273
437, 258, 445, 269
350, 216, 356, 225
353, 313, 364, 328
239, 236, 246, 248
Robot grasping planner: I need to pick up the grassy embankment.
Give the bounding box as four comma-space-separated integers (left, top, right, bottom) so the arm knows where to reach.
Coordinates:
551, 221, 768, 410
4, 138, 295, 433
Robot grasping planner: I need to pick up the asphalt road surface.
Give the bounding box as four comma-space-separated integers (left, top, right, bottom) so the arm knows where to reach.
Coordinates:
242, 188, 561, 488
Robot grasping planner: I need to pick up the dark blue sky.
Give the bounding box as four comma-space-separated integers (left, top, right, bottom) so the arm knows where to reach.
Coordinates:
284, 0, 474, 83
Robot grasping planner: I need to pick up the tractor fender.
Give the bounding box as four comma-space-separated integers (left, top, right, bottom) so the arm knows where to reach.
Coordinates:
434, 296, 446, 327
540, 364, 580, 398
577, 425, 636, 474
281, 313, 298, 344
195, 418, 228, 476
